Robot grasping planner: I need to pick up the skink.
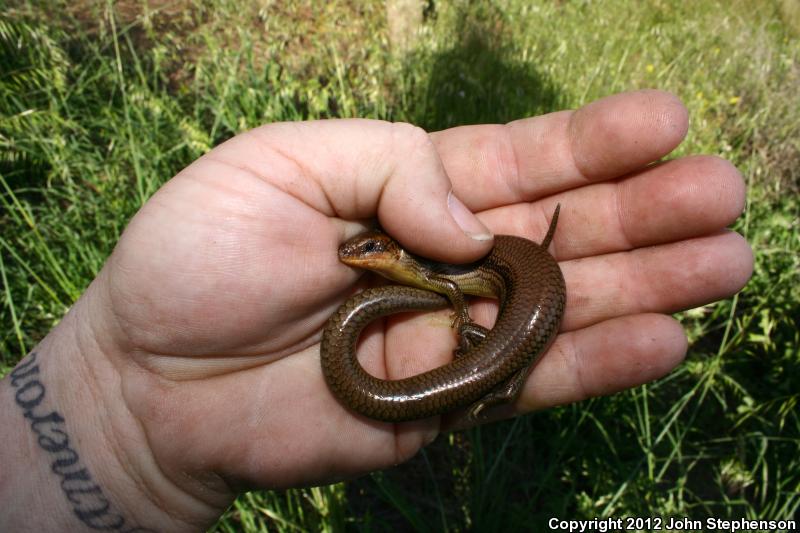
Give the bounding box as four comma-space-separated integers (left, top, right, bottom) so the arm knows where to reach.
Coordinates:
321, 205, 566, 422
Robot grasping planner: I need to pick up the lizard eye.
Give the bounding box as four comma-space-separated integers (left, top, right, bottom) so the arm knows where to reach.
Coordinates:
363, 240, 378, 254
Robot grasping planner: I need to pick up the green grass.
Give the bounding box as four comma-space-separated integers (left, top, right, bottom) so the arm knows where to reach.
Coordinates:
2, 0, 799, 530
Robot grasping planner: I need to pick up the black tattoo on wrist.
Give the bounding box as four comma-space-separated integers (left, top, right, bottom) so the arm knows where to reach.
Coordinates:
10, 352, 157, 532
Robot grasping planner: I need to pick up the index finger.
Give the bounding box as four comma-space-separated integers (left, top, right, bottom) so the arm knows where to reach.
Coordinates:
431, 90, 689, 211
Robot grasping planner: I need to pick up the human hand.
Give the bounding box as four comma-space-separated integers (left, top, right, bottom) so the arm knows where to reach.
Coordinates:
1, 90, 752, 531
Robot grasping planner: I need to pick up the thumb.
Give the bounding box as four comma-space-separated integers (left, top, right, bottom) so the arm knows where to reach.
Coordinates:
235, 119, 494, 263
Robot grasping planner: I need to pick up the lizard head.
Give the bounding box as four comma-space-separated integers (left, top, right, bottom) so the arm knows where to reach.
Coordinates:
338, 231, 421, 285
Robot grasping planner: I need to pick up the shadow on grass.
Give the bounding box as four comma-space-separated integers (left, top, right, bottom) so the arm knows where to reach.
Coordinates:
400, 6, 564, 130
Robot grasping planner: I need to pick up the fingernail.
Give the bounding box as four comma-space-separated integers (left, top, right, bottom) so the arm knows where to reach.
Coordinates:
447, 191, 493, 241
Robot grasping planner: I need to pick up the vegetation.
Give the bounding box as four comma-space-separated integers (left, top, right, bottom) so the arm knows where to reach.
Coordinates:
2, 0, 798, 530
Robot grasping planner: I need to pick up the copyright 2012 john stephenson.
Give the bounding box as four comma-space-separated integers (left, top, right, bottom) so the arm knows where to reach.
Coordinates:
547, 516, 797, 532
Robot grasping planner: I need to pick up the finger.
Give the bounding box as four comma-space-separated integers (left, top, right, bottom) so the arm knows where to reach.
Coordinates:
476, 155, 746, 259
560, 231, 753, 331
462, 230, 752, 337
431, 90, 689, 211
522, 313, 687, 411
203, 119, 493, 263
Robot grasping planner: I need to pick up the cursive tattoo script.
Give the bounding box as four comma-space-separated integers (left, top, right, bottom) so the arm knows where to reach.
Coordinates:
10, 352, 156, 532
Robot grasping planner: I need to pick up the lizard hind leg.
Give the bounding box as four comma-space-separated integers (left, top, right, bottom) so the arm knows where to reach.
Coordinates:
467, 366, 530, 420
454, 322, 490, 358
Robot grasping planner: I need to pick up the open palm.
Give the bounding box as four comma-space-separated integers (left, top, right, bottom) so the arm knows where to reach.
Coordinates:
88, 91, 751, 519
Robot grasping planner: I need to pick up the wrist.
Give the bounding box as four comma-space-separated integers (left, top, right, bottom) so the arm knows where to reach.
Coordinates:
1, 277, 223, 531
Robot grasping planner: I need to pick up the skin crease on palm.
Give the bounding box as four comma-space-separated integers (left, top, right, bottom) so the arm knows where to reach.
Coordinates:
0, 90, 753, 531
